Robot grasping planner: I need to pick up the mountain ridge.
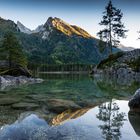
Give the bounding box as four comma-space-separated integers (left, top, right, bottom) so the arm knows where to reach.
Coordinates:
0, 16, 120, 65
16, 17, 135, 51
118, 44, 135, 52
17, 17, 93, 39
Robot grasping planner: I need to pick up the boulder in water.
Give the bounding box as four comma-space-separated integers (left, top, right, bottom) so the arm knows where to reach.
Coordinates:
129, 88, 140, 111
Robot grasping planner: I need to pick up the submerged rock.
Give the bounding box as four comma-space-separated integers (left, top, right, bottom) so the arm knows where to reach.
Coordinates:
129, 88, 140, 110
0, 98, 21, 106
46, 99, 81, 113
12, 102, 40, 110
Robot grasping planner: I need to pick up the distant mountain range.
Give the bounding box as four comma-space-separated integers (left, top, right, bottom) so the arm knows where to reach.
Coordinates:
0, 16, 122, 65
118, 44, 135, 52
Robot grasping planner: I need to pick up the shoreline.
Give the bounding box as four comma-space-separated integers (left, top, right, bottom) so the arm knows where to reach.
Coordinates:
38, 71, 89, 74
0, 75, 44, 90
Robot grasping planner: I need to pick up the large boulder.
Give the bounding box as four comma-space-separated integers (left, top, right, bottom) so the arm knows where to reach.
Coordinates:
128, 88, 140, 110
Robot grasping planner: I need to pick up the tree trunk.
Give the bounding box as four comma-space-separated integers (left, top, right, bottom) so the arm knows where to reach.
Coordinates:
8, 51, 12, 69
109, 19, 112, 55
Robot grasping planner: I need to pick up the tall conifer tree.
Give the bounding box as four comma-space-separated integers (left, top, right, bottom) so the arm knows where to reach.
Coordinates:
2, 32, 27, 68
98, 0, 127, 54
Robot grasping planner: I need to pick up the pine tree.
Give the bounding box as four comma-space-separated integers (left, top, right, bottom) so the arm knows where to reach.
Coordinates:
2, 32, 27, 68
97, 0, 128, 54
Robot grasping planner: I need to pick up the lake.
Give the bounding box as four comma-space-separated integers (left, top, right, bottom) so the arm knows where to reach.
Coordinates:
0, 74, 140, 140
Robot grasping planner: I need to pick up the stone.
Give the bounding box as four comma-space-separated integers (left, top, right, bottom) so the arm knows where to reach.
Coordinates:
0, 76, 6, 84
0, 76, 44, 90
35, 78, 44, 83
0, 98, 21, 106
12, 102, 39, 110
46, 99, 81, 113
128, 88, 140, 109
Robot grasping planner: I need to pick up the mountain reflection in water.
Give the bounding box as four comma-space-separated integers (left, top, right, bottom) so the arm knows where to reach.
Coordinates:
0, 100, 140, 140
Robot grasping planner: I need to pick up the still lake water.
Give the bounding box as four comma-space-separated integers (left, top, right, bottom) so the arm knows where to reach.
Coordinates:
0, 74, 140, 140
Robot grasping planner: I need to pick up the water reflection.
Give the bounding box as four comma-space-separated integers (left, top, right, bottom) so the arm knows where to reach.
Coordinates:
94, 74, 139, 95
128, 111, 140, 137
96, 100, 126, 140
0, 74, 140, 139
51, 108, 90, 126
0, 100, 140, 140
0, 114, 49, 140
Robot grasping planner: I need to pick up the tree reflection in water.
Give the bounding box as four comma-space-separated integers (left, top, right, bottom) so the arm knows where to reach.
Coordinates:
96, 100, 126, 140
128, 111, 140, 137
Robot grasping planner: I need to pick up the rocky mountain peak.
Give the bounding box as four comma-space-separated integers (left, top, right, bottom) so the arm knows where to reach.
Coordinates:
44, 17, 62, 27
17, 21, 32, 34
32, 24, 45, 33
42, 17, 92, 39
16, 17, 93, 39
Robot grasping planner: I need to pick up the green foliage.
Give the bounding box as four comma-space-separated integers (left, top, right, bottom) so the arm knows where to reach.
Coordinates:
97, 51, 124, 68
51, 44, 78, 64
127, 56, 140, 72
39, 64, 91, 72
1, 32, 27, 67
97, 0, 127, 54
98, 40, 106, 53
0, 18, 19, 39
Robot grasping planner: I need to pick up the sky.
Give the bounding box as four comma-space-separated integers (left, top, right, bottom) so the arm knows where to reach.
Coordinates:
0, 0, 140, 48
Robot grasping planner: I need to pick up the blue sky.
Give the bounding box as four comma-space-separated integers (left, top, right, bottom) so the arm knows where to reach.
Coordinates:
0, 0, 140, 48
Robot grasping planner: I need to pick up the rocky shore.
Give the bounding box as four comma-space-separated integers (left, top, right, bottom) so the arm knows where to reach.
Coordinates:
96, 66, 140, 83
0, 75, 44, 90
93, 49, 140, 83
